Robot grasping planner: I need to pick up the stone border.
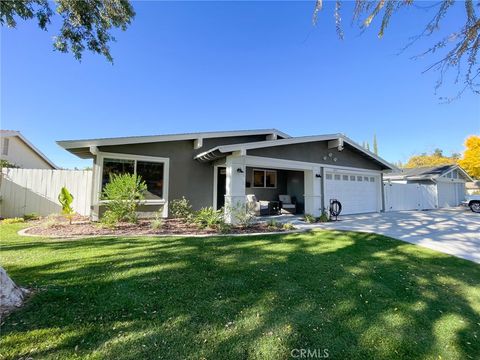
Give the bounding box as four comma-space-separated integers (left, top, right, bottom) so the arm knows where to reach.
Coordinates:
17, 226, 311, 240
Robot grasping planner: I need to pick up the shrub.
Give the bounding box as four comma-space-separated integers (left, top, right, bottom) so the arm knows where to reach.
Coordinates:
225, 201, 256, 229
2, 217, 25, 224
217, 222, 233, 234
101, 173, 147, 226
151, 214, 164, 230
318, 211, 330, 223
282, 222, 296, 231
169, 197, 193, 220
23, 213, 40, 221
58, 187, 75, 224
266, 219, 282, 230
43, 214, 58, 228
303, 214, 317, 223
193, 207, 224, 229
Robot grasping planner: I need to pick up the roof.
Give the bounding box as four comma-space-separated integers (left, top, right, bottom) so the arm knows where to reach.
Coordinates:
0, 130, 58, 169
57, 129, 290, 158
195, 133, 397, 170
384, 164, 473, 181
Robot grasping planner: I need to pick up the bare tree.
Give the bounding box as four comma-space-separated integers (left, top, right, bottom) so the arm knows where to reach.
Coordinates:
313, 0, 480, 101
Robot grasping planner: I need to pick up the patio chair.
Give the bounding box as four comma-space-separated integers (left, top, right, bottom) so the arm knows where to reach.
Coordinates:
246, 194, 270, 216
279, 194, 296, 214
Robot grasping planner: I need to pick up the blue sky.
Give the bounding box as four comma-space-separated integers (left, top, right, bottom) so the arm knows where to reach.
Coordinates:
2, 1, 479, 169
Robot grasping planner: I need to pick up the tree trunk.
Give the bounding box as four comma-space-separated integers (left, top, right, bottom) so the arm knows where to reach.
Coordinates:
0, 266, 29, 319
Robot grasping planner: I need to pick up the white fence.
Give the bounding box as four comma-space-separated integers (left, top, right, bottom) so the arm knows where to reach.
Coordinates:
0, 168, 92, 218
384, 182, 437, 212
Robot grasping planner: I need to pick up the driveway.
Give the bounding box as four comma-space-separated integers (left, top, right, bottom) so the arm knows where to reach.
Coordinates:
316, 208, 480, 263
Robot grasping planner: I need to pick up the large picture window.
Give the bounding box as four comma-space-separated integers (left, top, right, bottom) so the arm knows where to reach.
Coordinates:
253, 169, 277, 188
101, 157, 165, 200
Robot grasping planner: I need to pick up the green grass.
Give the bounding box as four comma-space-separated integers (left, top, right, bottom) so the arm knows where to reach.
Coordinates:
1, 223, 479, 360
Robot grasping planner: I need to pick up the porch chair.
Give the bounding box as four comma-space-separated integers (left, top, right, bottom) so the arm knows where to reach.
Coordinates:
246, 194, 270, 216
278, 195, 296, 214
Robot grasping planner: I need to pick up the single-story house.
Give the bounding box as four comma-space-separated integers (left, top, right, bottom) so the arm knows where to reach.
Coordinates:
57, 129, 396, 222
383, 164, 471, 209
1, 130, 58, 169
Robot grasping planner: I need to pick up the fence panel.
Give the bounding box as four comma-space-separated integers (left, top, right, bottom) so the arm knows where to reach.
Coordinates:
0, 168, 92, 218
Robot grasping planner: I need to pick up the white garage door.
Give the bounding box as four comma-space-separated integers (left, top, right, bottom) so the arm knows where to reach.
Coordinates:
324, 171, 380, 215
437, 182, 465, 207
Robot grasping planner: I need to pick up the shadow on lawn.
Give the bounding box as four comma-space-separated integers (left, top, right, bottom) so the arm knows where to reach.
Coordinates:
1, 231, 479, 359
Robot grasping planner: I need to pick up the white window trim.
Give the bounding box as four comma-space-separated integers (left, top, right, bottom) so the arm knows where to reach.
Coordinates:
93, 151, 170, 218
2, 138, 9, 156
252, 168, 277, 189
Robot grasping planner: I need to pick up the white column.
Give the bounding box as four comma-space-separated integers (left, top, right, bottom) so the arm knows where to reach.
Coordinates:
304, 167, 322, 216
224, 155, 246, 224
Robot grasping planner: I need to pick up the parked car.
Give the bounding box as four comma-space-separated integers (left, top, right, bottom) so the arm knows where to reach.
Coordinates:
462, 195, 480, 213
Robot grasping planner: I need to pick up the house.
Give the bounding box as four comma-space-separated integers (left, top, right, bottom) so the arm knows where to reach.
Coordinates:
57, 129, 396, 222
0, 130, 57, 169
466, 180, 480, 195
383, 164, 471, 209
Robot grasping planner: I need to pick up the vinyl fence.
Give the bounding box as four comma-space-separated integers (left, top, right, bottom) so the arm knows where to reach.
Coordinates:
0, 168, 92, 218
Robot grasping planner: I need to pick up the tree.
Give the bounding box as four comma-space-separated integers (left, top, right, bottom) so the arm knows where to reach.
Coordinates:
0, 0, 135, 62
0, 266, 29, 318
366, 142, 370, 151
405, 149, 458, 168
313, 0, 480, 99
0, 160, 19, 168
373, 134, 378, 155
459, 135, 480, 179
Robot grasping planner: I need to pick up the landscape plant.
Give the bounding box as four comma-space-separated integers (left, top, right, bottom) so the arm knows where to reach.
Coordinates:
225, 202, 256, 229
193, 207, 224, 230
303, 214, 317, 223
58, 186, 75, 224
150, 210, 164, 230
101, 173, 147, 226
169, 197, 193, 220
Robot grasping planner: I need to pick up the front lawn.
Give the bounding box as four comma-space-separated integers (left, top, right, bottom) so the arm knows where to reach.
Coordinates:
1, 223, 479, 359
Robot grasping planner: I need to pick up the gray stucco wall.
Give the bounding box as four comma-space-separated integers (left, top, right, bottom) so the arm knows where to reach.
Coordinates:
98, 135, 270, 213
247, 142, 384, 170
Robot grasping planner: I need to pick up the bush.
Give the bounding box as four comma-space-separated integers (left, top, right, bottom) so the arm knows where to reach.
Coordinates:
58, 187, 75, 224
23, 213, 40, 221
217, 222, 233, 234
225, 201, 256, 229
266, 219, 282, 230
101, 173, 147, 226
2, 217, 25, 224
303, 214, 317, 223
193, 207, 224, 229
169, 197, 193, 220
318, 211, 330, 223
43, 214, 58, 228
151, 211, 164, 230
282, 222, 296, 230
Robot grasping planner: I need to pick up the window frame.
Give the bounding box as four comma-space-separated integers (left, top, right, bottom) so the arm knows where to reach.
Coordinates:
94, 152, 170, 212
2, 138, 9, 156
252, 168, 277, 189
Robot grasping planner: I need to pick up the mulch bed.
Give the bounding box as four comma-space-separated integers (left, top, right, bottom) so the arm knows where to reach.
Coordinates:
23, 215, 285, 237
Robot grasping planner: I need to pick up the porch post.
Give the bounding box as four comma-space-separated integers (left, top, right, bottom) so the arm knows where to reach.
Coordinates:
304, 166, 322, 217
224, 155, 246, 224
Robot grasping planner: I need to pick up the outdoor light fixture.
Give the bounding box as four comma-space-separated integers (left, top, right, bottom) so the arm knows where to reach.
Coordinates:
237, 168, 244, 174
315, 174, 322, 178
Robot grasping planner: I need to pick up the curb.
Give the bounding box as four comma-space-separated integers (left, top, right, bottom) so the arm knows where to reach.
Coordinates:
17, 226, 311, 240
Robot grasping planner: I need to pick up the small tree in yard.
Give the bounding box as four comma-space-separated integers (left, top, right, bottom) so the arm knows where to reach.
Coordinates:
101, 173, 147, 226
58, 186, 74, 224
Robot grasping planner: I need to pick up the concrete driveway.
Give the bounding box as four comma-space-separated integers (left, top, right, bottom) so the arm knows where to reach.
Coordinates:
318, 208, 480, 263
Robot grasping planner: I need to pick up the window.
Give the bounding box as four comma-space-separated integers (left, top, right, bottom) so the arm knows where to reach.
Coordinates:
343, 175, 349, 181
357, 176, 363, 181
350, 175, 356, 181
369, 177, 375, 182
101, 157, 166, 200
334, 174, 341, 180
326, 173, 333, 180
253, 169, 277, 188
2, 138, 9, 156
364, 176, 369, 181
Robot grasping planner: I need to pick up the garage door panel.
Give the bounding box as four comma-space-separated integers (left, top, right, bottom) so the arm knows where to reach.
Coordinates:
324, 171, 379, 215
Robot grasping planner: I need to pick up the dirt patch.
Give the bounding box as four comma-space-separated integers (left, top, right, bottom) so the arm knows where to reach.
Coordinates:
23, 215, 285, 237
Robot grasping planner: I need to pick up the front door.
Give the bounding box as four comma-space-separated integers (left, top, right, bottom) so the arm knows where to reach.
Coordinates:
217, 167, 227, 209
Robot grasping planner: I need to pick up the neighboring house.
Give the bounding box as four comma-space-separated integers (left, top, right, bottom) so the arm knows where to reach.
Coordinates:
384, 165, 471, 209
0, 130, 57, 169
466, 180, 480, 195
57, 129, 396, 222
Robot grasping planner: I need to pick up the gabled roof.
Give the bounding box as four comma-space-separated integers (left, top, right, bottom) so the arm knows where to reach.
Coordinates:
384, 164, 473, 181
0, 130, 58, 169
195, 133, 397, 170
57, 129, 290, 158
